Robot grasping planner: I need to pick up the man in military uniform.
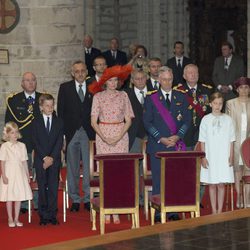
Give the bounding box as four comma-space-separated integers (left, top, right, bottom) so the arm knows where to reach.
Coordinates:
175, 64, 214, 207
143, 66, 191, 221
5, 72, 42, 213
175, 64, 214, 149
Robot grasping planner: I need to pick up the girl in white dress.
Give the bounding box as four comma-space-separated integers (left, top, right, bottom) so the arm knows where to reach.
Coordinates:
199, 92, 235, 214
0, 122, 32, 227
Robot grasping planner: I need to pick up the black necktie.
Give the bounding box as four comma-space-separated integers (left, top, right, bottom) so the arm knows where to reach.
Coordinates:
224, 58, 228, 70
191, 88, 196, 98
46, 117, 50, 133
154, 80, 159, 90
27, 96, 34, 105
177, 59, 181, 69
78, 84, 84, 102
165, 93, 171, 108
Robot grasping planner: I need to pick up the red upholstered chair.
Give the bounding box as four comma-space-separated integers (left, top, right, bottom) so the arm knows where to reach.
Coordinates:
91, 153, 143, 234
142, 140, 152, 220
240, 137, 250, 208
150, 151, 205, 225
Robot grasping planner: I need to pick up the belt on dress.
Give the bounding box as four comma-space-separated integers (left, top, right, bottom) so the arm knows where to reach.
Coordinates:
99, 121, 124, 125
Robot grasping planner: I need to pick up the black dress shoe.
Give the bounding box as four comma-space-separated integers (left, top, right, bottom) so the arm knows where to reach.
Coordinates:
20, 208, 28, 214
39, 218, 47, 226
168, 213, 180, 221
84, 202, 90, 211
154, 215, 161, 223
70, 202, 80, 212
49, 218, 59, 225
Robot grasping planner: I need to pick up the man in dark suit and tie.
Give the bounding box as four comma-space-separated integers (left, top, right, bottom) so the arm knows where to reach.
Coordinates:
5, 72, 41, 213
32, 94, 64, 225
166, 41, 192, 87
146, 57, 162, 91
102, 37, 127, 67
126, 69, 148, 205
143, 66, 191, 221
57, 61, 95, 212
212, 41, 245, 101
83, 34, 101, 77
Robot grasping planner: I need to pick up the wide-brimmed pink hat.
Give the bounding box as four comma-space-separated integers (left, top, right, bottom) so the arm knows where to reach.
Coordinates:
234, 77, 250, 89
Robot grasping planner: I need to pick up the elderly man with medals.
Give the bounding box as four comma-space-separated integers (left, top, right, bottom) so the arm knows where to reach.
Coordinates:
174, 64, 214, 207
143, 66, 191, 222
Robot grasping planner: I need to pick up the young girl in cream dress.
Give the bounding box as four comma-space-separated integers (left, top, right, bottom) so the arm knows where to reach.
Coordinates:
0, 122, 32, 227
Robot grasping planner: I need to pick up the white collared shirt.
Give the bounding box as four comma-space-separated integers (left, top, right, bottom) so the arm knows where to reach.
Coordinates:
95, 75, 100, 82
161, 89, 172, 101
111, 50, 117, 58
134, 86, 148, 104
42, 113, 52, 131
175, 56, 183, 66
151, 78, 159, 89
85, 47, 92, 54
187, 83, 197, 92
225, 54, 232, 66
75, 81, 86, 96
24, 92, 36, 100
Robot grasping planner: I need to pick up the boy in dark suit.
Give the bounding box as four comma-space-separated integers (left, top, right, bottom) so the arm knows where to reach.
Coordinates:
32, 94, 64, 225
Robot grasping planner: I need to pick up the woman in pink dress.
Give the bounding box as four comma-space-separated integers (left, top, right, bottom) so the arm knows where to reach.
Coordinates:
89, 64, 134, 224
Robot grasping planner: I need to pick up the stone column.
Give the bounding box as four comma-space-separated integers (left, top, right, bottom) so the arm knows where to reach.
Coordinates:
0, 0, 85, 130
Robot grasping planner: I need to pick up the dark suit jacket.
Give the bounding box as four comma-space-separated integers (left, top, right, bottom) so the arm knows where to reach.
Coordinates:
212, 55, 244, 86
146, 79, 157, 91
5, 91, 42, 153
32, 113, 64, 169
57, 80, 95, 146
212, 55, 244, 100
143, 90, 191, 154
177, 82, 214, 147
85, 47, 101, 77
102, 49, 127, 67
166, 56, 192, 86
125, 88, 146, 149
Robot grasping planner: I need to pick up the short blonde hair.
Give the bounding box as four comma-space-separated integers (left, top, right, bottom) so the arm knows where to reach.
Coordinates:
2, 122, 22, 141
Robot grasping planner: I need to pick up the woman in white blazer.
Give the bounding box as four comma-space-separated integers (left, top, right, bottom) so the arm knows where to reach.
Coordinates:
226, 77, 250, 208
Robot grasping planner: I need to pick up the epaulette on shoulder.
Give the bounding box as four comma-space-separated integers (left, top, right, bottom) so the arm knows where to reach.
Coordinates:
202, 83, 213, 89
6, 92, 18, 99
86, 76, 91, 80
173, 83, 183, 89
173, 85, 187, 93
146, 90, 157, 95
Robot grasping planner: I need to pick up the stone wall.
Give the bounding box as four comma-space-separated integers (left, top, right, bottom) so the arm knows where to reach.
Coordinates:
0, 0, 85, 131
85, 0, 190, 60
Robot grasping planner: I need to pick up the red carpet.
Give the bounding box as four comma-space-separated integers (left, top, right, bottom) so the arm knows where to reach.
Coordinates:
0, 182, 236, 250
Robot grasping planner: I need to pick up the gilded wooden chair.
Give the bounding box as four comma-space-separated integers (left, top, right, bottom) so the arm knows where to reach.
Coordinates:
150, 151, 205, 225
240, 137, 250, 208
142, 140, 152, 220
91, 153, 143, 234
